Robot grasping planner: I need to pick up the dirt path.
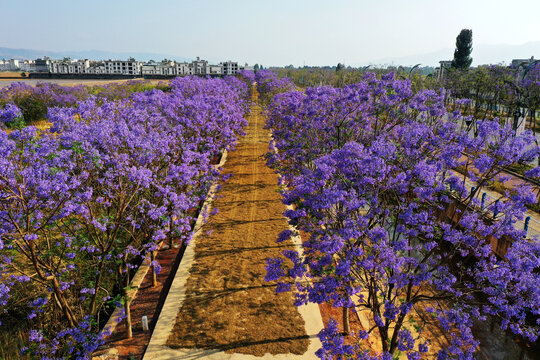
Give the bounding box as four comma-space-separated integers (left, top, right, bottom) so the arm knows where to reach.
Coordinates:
163, 90, 310, 356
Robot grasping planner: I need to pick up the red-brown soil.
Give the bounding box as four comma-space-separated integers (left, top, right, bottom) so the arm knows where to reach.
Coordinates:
93, 242, 186, 359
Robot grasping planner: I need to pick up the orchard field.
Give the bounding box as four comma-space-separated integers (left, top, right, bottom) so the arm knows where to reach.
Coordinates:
0, 66, 539, 359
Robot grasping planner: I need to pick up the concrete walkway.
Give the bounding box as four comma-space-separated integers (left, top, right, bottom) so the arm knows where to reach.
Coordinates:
144, 93, 323, 360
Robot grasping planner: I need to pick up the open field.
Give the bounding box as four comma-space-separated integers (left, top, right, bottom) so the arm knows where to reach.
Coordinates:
0, 78, 167, 88
0, 71, 25, 78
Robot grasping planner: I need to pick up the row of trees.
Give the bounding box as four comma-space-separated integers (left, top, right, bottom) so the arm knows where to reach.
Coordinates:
271, 66, 439, 89
0, 80, 170, 127
257, 70, 540, 359
0, 76, 249, 358
442, 62, 540, 142
267, 28, 473, 89
271, 58, 539, 144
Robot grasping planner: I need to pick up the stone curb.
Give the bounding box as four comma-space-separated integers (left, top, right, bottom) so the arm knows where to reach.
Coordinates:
143, 149, 230, 359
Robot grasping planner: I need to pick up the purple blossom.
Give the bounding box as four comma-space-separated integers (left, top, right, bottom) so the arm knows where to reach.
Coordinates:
0, 103, 22, 123
262, 70, 540, 358
1, 76, 249, 358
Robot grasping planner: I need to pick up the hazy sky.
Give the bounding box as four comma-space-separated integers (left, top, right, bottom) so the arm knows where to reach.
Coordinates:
1, 0, 539, 66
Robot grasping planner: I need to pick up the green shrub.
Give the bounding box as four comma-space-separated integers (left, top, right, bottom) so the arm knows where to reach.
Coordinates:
16, 95, 48, 124
507, 162, 533, 176
487, 180, 507, 194
5, 116, 26, 130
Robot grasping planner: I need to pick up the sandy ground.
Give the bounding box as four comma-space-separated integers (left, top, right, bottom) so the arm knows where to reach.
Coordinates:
165, 94, 310, 356
0, 71, 24, 78
0, 78, 166, 88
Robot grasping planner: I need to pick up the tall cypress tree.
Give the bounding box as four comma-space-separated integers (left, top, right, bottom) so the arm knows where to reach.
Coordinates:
452, 29, 473, 69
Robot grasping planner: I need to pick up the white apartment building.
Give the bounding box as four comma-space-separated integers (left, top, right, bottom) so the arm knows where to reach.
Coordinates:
176, 62, 193, 75
35, 57, 52, 72
142, 60, 177, 76
85, 62, 108, 74
0, 59, 20, 71
192, 57, 208, 75
8, 56, 252, 77
141, 63, 160, 75
221, 61, 239, 75
159, 60, 177, 75
50, 59, 91, 74
0, 59, 36, 72
208, 65, 223, 75
18, 60, 36, 72
104, 59, 140, 75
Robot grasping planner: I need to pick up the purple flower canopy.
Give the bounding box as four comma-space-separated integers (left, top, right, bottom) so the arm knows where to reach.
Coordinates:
0, 103, 22, 123
0, 76, 249, 358
262, 70, 540, 358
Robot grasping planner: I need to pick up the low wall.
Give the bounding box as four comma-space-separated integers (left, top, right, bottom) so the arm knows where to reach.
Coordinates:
27, 73, 227, 80
28, 73, 140, 80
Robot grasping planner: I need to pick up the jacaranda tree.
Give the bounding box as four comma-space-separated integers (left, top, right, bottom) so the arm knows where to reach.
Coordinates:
0, 76, 248, 358
262, 71, 540, 359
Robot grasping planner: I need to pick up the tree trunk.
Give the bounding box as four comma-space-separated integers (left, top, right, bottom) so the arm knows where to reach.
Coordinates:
379, 325, 389, 353
121, 263, 133, 338
151, 250, 158, 287
342, 307, 350, 335
51, 276, 77, 328
124, 296, 133, 339
90, 261, 105, 315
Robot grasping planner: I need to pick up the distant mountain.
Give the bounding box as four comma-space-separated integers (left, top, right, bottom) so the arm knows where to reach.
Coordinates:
353, 41, 540, 67
0, 46, 194, 62
64, 50, 193, 63
0, 47, 57, 60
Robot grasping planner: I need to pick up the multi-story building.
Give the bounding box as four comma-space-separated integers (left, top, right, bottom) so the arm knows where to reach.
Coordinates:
34, 57, 52, 72
141, 61, 159, 75
2, 55, 252, 77
208, 64, 223, 75
192, 57, 208, 75
158, 60, 176, 75
221, 61, 239, 75
436, 60, 452, 80
142, 60, 177, 76
0, 59, 20, 71
176, 62, 193, 75
49, 58, 91, 74
18, 60, 36, 72
85, 61, 108, 74
0, 59, 35, 72
104, 58, 140, 75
